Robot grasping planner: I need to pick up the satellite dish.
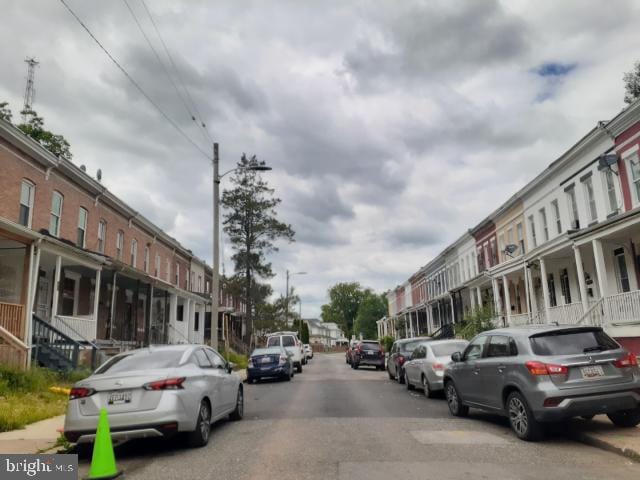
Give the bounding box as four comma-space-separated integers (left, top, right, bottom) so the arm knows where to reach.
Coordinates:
504, 244, 518, 257
97, 169, 102, 181
598, 153, 618, 170
80, 164, 86, 172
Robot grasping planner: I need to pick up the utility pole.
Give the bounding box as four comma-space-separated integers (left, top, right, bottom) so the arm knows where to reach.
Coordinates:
22, 57, 39, 123
285, 269, 290, 327
211, 143, 220, 350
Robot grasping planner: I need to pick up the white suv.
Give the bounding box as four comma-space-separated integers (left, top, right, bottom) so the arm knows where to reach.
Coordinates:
267, 333, 303, 373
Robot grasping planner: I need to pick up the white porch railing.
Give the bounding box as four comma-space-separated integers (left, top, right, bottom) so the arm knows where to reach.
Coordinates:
508, 313, 530, 326
546, 302, 584, 325
602, 290, 640, 326
52, 315, 97, 342
167, 324, 190, 344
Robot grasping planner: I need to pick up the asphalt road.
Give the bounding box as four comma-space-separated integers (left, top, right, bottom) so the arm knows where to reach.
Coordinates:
77, 353, 640, 480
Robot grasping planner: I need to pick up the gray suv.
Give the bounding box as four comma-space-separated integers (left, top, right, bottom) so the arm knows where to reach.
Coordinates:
443, 325, 640, 441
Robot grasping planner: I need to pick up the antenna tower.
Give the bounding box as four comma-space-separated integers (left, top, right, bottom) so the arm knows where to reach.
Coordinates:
22, 57, 39, 122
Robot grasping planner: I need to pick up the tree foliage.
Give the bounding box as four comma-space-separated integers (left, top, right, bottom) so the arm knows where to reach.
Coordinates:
292, 319, 310, 344
321, 282, 382, 339
353, 291, 388, 339
624, 61, 640, 105
222, 154, 295, 342
458, 306, 496, 340
0, 104, 72, 161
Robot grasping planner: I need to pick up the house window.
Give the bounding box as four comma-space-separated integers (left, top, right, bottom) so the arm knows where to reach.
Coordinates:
628, 154, 640, 204
190, 272, 195, 291
614, 248, 630, 293
19, 180, 35, 227
206, 280, 210, 293
566, 186, 579, 229
194, 312, 199, 332
166, 259, 171, 282
175, 263, 180, 285
551, 200, 561, 234
498, 234, 505, 261
582, 176, 597, 223
49, 191, 63, 237
76, 207, 88, 248
155, 254, 161, 277
489, 239, 497, 266
540, 208, 548, 242
528, 215, 537, 248
97, 220, 107, 254
547, 274, 557, 308
515, 284, 522, 314
198, 275, 203, 292
116, 230, 124, 260
143, 246, 150, 273
461, 258, 466, 281
560, 268, 572, 304
516, 222, 524, 255
507, 227, 514, 248
131, 239, 138, 267
603, 169, 618, 214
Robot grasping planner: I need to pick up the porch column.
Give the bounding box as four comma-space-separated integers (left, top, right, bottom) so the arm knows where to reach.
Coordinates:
92, 269, 101, 340
169, 293, 178, 342
523, 265, 532, 321
109, 272, 118, 340
539, 258, 551, 323
470, 287, 477, 311
502, 276, 512, 326
25, 243, 40, 368
449, 294, 455, 324
526, 265, 537, 319
592, 239, 609, 298
51, 255, 62, 318
491, 278, 501, 317
574, 246, 589, 312
476, 287, 482, 308
147, 284, 154, 346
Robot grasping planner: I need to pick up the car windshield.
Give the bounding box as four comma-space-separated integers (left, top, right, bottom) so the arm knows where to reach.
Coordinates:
95, 349, 184, 374
530, 329, 620, 356
361, 342, 379, 350
266, 337, 280, 347
431, 342, 468, 357
400, 340, 423, 353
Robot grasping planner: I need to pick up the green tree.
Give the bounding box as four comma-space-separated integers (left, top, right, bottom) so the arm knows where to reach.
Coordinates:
458, 306, 496, 340
222, 160, 295, 344
624, 61, 640, 105
0, 102, 12, 122
292, 319, 310, 344
18, 109, 72, 161
320, 282, 365, 339
353, 291, 388, 339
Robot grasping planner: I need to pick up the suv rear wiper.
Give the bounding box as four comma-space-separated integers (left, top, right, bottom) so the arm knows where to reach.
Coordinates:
583, 346, 606, 353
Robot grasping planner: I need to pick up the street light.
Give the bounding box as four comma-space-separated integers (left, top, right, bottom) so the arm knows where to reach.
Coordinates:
212, 143, 272, 350
285, 270, 306, 327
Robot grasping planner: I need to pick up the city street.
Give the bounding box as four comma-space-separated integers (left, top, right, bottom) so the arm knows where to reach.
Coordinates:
77, 353, 640, 480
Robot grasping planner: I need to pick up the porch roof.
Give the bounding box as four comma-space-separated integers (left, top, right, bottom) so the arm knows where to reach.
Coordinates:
569, 207, 640, 246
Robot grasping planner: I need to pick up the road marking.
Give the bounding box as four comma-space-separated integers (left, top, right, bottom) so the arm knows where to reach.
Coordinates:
410, 430, 511, 445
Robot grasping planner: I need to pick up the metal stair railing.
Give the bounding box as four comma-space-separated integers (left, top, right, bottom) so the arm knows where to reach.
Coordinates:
32, 314, 81, 370
431, 323, 455, 340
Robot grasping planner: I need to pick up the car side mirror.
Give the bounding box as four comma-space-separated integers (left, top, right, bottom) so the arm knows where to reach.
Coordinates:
227, 362, 236, 373
451, 352, 463, 363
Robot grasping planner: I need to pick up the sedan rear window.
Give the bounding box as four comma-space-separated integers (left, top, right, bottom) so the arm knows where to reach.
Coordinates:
266, 337, 280, 347
400, 340, 422, 353
431, 342, 468, 357
530, 329, 619, 356
361, 342, 379, 350
95, 350, 184, 374
282, 336, 296, 347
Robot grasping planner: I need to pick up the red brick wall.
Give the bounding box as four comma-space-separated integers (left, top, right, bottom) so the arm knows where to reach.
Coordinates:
0, 138, 188, 288
615, 121, 640, 212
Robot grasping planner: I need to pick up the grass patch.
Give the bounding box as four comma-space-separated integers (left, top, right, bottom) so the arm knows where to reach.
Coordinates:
220, 349, 248, 370
0, 364, 90, 432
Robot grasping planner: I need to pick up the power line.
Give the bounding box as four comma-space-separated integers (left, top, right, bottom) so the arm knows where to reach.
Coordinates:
59, 0, 211, 161
121, 0, 209, 145
139, 0, 213, 144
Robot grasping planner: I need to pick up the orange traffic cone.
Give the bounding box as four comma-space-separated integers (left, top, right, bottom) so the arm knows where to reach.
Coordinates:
85, 408, 122, 479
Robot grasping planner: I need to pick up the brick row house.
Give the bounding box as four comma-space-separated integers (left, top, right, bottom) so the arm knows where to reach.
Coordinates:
378, 98, 640, 356
0, 118, 246, 369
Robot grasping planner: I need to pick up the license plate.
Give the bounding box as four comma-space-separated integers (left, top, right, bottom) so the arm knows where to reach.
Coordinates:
260, 357, 271, 363
108, 390, 132, 405
581, 365, 605, 379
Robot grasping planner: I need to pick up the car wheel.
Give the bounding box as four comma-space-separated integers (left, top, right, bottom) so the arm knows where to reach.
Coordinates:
607, 408, 640, 428
445, 381, 469, 418
405, 371, 414, 390
229, 387, 244, 421
422, 375, 434, 398
297, 363, 303, 374
188, 400, 211, 447
507, 391, 542, 441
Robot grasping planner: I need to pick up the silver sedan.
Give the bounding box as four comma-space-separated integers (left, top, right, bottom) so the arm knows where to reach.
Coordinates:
64, 345, 243, 447
403, 339, 469, 397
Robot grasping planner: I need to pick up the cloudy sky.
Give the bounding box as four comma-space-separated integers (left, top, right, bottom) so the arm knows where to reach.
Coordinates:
1, 0, 640, 317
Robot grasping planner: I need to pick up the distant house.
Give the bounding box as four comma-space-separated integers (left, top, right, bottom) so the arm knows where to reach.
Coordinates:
304, 318, 347, 346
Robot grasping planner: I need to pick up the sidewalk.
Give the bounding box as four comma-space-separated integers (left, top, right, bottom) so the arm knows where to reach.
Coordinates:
570, 416, 640, 462
0, 415, 65, 454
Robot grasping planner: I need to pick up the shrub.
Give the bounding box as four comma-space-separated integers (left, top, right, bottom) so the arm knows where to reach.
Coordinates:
380, 335, 395, 353
457, 306, 496, 340
220, 349, 248, 370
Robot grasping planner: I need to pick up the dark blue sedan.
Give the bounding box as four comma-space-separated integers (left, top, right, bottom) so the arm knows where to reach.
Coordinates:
247, 346, 294, 383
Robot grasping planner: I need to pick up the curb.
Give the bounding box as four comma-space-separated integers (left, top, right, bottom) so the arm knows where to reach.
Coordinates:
571, 430, 640, 463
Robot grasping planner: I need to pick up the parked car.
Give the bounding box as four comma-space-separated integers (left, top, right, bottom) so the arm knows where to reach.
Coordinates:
346, 341, 358, 364
387, 337, 432, 383
443, 325, 640, 441
351, 340, 385, 370
64, 345, 243, 448
247, 346, 294, 383
304, 344, 313, 360
403, 339, 469, 397
266, 332, 304, 373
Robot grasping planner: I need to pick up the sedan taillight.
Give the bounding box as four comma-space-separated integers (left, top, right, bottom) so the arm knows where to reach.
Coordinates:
69, 387, 95, 400
614, 353, 638, 368
431, 362, 444, 371
398, 355, 406, 365
525, 361, 568, 376
143, 377, 185, 391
